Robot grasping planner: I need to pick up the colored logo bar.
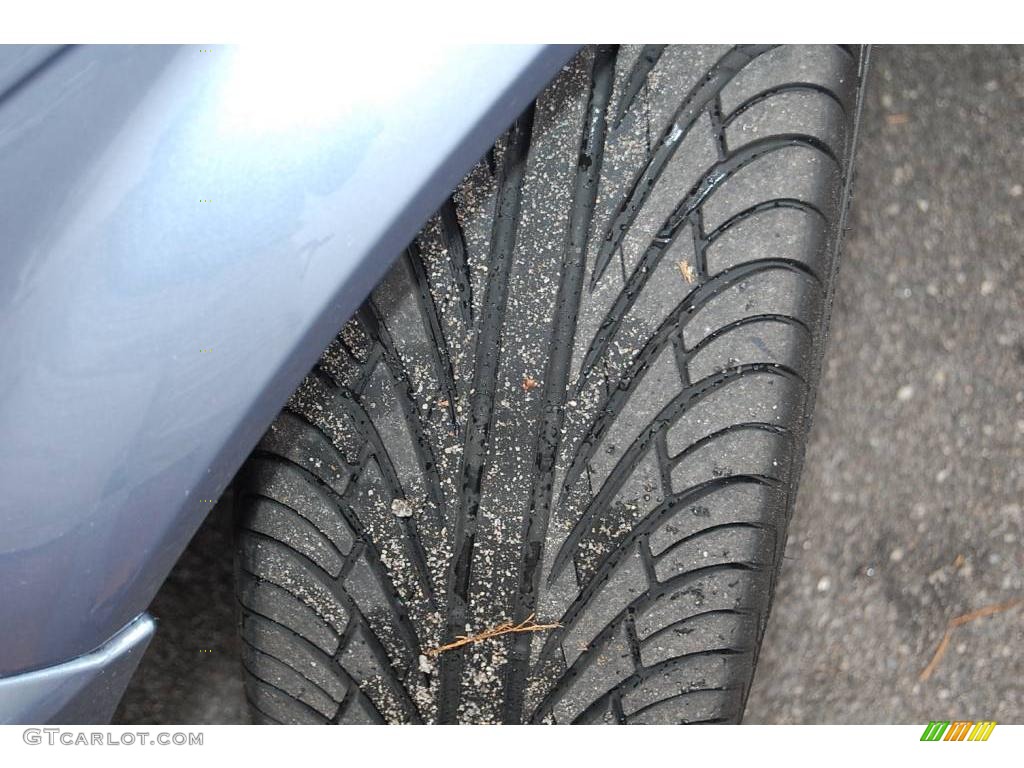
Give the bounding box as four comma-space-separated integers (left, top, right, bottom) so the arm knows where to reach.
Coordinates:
921, 721, 996, 741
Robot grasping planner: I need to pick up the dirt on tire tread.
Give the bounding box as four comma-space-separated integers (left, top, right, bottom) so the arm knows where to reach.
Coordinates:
236, 44, 867, 724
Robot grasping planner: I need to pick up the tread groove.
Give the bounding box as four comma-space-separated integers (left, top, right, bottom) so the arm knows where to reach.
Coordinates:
552, 363, 806, 582
439, 106, 536, 723
591, 44, 774, 288
612, 44, 666, 129
403, 244, 461, 431
438, 196, 475, 329
503, 44, 618, 724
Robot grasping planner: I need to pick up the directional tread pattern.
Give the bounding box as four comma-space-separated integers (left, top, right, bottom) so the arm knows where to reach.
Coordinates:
236, 44, 866, 724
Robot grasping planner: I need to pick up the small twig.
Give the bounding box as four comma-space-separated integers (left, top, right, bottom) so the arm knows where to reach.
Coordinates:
920, 630, 953, 683
425, 614, 561, 658
919, 597, 1022, 682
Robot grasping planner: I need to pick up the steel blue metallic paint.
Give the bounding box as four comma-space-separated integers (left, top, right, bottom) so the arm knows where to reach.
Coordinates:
0, 44, 576, 714
0, 614, 154, 724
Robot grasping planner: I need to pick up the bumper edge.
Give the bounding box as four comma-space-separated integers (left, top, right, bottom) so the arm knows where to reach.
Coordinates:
0, 613, 154, 724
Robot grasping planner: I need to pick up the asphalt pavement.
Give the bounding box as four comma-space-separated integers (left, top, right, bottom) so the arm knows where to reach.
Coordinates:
114, 44, 1024, 725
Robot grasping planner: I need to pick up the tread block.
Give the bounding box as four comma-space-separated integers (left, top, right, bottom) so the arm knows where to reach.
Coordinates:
243, 496, 346, 577
238, 575, 341, 655
242, 644, 340, 719
239, 532, 350, 636
619, 651, 741, 717
242, 612, 349, 701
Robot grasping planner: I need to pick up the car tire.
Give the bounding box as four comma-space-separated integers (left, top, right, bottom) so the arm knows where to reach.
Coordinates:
235, 43, 867, 724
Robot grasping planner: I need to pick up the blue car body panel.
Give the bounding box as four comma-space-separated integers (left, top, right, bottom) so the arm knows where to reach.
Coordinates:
0, 43, 575, 719
0, 615, 154, 724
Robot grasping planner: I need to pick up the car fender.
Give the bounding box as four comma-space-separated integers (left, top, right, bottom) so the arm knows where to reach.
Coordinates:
0, 43, 576, 720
